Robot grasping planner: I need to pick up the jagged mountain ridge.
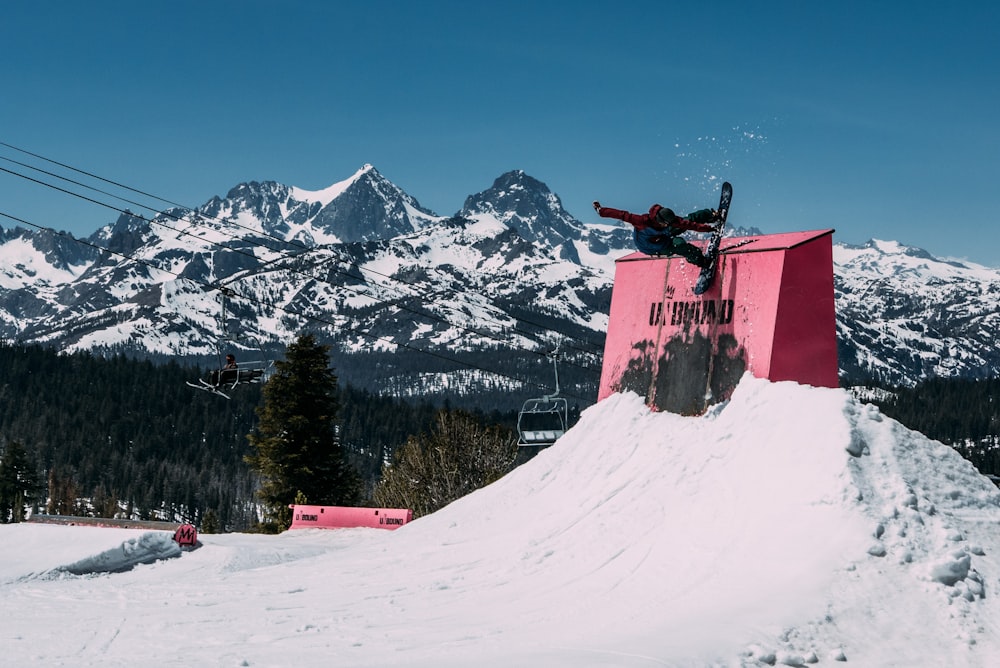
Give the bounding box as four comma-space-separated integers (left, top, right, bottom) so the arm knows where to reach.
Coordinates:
196, 164, 444, 246
2, 166, 999, 407
833, 239, 1000, 385
0, 167, 614, 408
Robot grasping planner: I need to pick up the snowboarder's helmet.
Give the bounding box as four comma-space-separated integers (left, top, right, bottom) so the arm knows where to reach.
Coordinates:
656, 207, 677, 225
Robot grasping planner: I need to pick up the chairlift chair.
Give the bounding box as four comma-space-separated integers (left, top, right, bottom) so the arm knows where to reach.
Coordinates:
516, 395, 569, 447
186, 286, 273, 399
187, 356, 272, 399
516, 347, 569, 448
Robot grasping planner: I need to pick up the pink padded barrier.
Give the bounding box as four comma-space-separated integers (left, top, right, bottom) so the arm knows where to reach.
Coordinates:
288, 504, 413, 530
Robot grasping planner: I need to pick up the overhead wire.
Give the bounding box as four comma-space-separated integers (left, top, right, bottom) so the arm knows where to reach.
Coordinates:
0, 155, 606, 378
0, 141, 608, 358
0, 158, 603, 376
0, 208, 595, 404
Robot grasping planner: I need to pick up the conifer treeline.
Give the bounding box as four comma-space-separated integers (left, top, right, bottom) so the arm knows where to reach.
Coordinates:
0, 342, 452, 529
7, 340, 999, 529
873, 377, 1000, 476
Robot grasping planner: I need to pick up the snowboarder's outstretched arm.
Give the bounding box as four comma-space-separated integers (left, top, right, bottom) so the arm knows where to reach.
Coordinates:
593, 201, 654, 227
594, 201, 718, 232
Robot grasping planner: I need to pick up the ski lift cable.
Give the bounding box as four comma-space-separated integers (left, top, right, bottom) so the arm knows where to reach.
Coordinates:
0, 163, 601, 373
0, 208, 589, 401
0, 143, 608, 355
0, 149, 451, 315
0, 140, 202, 218
0, 209, 595, 403
0, 152, 606, 364
0, 141, 600, 355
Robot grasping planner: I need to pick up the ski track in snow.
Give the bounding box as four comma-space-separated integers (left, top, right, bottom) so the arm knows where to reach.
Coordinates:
3, 375, 1000, 666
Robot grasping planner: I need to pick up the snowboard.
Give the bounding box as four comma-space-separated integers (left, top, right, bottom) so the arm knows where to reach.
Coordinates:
693, 181, 733, 295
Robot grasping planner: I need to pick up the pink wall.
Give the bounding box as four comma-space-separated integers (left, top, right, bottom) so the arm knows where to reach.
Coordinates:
599, 230, 838, 414
288, 505, 413, 531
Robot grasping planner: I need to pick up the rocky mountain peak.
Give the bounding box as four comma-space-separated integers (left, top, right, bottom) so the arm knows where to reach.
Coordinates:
290, 165, 440, 243
459, 170, 583, 262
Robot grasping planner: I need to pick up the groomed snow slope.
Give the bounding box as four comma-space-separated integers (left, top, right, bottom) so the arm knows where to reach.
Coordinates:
3, 375, 1000, 667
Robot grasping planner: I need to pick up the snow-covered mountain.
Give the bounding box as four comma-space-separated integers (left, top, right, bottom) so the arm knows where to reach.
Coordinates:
200, 164, 445, 246
0, 167, 613, 408
833, 240, 1000, 386
2, 166, 998, 405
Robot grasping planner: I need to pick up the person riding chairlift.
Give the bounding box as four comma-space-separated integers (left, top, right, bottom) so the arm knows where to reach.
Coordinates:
211, 353, 238, 386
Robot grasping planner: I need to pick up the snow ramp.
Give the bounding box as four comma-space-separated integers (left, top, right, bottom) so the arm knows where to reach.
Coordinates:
371, 374, 1000, 666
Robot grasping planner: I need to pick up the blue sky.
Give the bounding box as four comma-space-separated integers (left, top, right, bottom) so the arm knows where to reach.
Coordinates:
2, 1, 998, 264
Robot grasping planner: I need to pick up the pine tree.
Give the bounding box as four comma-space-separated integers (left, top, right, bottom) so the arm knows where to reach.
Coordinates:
0, 440, 41, 523
245, 333, 360, 531
200, 509, 220, 534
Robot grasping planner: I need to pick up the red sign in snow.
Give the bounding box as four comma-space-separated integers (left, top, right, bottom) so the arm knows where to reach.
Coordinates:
598, 230, 839, 415
172, 523, 198, 547
288, 505, 413, 531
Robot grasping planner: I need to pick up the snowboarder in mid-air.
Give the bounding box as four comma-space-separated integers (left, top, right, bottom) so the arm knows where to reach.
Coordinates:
592, 200, 723, 266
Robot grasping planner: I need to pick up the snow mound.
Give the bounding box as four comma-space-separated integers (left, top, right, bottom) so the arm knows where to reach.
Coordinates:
55, 532, 181, 575
4, 375, 1000, 667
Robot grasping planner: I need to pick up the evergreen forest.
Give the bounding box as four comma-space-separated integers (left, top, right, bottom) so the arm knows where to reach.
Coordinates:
0, 341, 467, 530
4, 340, 1000, 530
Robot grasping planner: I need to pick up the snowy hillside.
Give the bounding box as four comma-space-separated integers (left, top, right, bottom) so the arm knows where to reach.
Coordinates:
3, 376, 1000, 667
834, 239, 1000, 385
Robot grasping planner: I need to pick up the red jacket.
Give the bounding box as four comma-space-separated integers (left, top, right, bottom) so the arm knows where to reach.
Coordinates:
596, 204, 715, 233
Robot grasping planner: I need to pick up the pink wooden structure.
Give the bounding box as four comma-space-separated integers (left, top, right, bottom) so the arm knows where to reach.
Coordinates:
288, 504, 413, 531
599, 229, 838, 415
